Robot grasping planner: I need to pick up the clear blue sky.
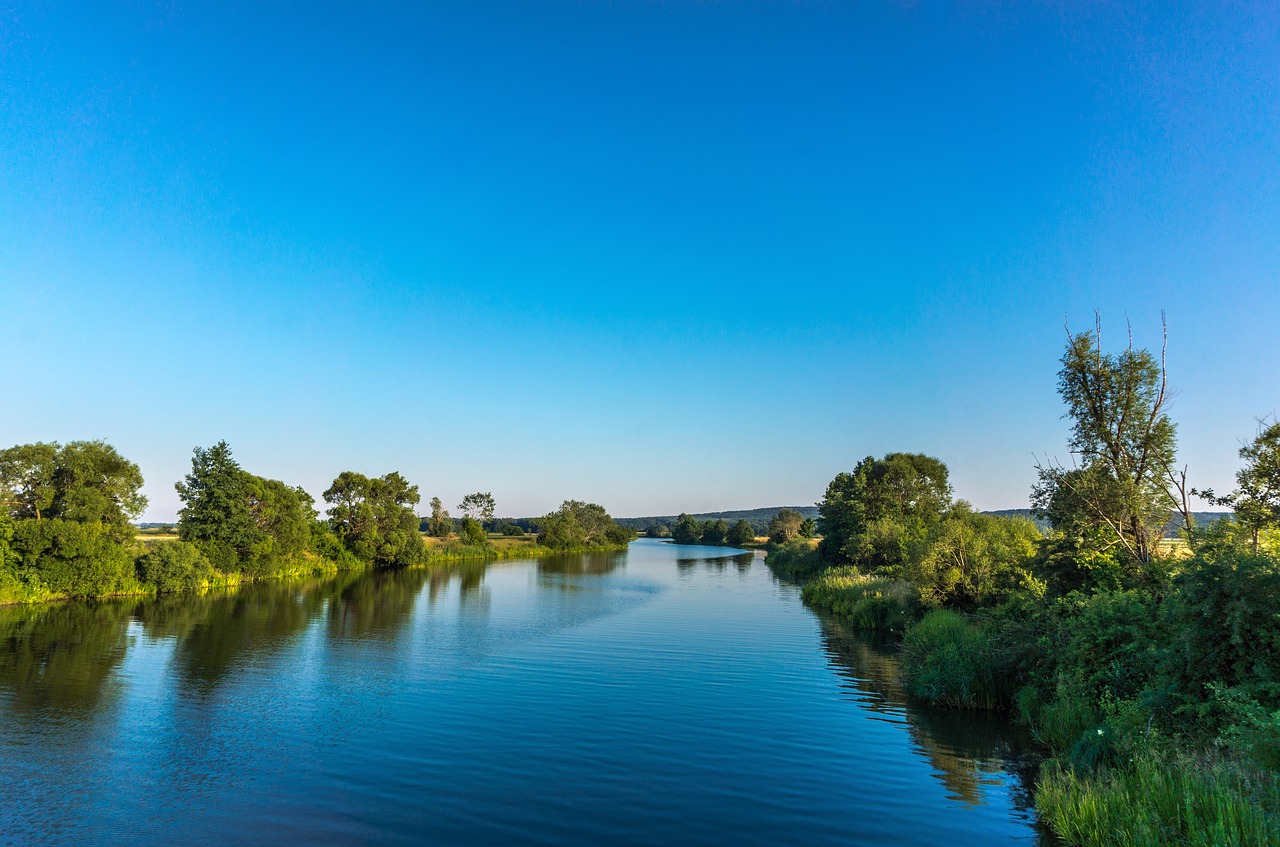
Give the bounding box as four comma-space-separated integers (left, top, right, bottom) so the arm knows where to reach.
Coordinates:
2, 2, 1277, 522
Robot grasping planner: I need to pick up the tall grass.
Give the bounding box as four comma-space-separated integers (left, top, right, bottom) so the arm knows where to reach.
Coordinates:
765, 538, 823, 580
1037, 752, 1280, 846
800, 566, 919, 631
900, 609, 1010, 709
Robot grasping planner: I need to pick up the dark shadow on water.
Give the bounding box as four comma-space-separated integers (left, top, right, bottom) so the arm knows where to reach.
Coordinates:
675, 550, 756, 575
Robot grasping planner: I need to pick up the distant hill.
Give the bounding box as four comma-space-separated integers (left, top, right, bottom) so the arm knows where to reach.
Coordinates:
616, 506, 820, 535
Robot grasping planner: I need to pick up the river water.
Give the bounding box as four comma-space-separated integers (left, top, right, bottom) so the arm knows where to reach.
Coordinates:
0, 539, 1048, 845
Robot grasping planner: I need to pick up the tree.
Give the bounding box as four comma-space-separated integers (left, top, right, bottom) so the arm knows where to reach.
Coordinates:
1033, 318, 1179, 564
671, 513, 704, 545
1, 441, 146, 531
799, 518, 818, 538
426, 497, 452, 537
1209, 420, 1280, 553
460, 517, 487, 546
175, 441, 260, 571
458, 492, 496, 524
818, 453, 952, 567
702, 518, 728, 545
727, 519, 755, 547
537, 500, 631, 550
1, 440, 146, 596
768, 508, 805, 544
324, 470, 423, 566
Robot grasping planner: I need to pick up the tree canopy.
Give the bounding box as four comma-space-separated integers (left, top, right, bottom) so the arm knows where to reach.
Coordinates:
323, 470, 423, 566
536, 500, 631, 550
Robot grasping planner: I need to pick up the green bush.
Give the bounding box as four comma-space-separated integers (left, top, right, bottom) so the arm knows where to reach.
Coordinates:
1037, 752, 1280, 847
11, 518, 136, 597
135, 541, 213, 594
461, 518, 487, 547
766, 539, 823, 580
900, 610, 1010, 709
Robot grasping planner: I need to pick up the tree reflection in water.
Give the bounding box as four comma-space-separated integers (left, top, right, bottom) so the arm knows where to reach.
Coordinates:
817, 616, 1042, 815
0, 600, 132, 718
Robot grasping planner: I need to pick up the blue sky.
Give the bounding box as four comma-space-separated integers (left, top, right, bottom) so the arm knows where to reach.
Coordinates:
2, 2, 1278, 521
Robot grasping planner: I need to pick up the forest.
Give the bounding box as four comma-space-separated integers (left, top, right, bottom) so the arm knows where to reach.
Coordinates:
768, 321, 1280, 846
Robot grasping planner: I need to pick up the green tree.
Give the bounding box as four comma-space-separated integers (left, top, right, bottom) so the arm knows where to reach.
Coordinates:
702, 518, 728, 545
727, 519, 755, 547
1033, 321, 1178, 564
799, 517, 818, 538
670, 513, 704, 545
426, 497, 452, 537
175, 442, 260, 571
458, 492, 496, 524
460, 517, 487, 546
324, 470, 423, 567
537, 500, 631, 550
1210, 420, 1280, 553
1, 441, 147, 597
1, 441, 146, 533
768, 508, 805, 544
817, 453, 952, 567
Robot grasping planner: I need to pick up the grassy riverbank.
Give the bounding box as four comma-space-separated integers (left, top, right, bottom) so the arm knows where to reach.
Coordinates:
0, 533, 632, 607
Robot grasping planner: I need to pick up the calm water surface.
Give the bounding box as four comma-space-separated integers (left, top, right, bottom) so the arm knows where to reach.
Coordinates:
0, 539, 1048, 845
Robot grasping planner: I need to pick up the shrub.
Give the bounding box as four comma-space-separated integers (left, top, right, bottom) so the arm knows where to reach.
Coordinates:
11, 518, 136, 597
900, 610, 1010, 709
766, 539, 823, 580
135, 541, 213, 594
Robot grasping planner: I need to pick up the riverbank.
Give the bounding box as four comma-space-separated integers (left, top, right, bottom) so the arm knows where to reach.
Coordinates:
0, 535, 633, 608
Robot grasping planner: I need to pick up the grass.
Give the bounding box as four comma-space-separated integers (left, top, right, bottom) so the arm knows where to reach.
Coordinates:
764, 538, 823, 579
1037, 752, 1280, 846
900, 609, 1009, 710
800, 566, 919, 631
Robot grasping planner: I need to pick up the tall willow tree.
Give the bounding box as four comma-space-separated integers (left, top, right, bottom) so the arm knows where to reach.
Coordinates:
1034, 317, 1179, 564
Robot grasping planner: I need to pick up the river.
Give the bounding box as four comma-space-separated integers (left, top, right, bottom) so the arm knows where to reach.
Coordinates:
0, 539, 1048, 845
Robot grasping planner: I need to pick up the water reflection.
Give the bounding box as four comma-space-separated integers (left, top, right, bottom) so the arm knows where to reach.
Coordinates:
674, 549, 756, 575
818, 616, 1042, 816
0, 601, 131, 717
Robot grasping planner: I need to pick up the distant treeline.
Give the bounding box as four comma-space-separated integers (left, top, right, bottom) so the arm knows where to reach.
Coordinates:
0, 441, 631, 604
616, 506, 820, 535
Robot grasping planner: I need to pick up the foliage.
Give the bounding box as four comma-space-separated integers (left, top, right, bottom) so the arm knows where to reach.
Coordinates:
726, 519, 755, 547
425, 497, 452, 537
460, 517, 487, 546
0, 441, 147, 528
893, 504, 1043, 609
645, 524, 671, 539
10, 518, 137, 597
536, 500, 631, 551
1165, 547, 1280, 724
901, 610, 1011, 709
1203, 420, 1280, 553
767, 507, 805, 544
801, 566, 919, 632
458, 492, 496, 523
1036, 753, 1280, 847
135, 541, 213, 594
817, 452, 951, 568
701, 518, 728, 546
175, 442, 314, 577
1033, 324, 1178, 565
765, 538, 823, 580
799, 517, 817, 538
324, 470, 424, 567
670, 513, 704, 545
